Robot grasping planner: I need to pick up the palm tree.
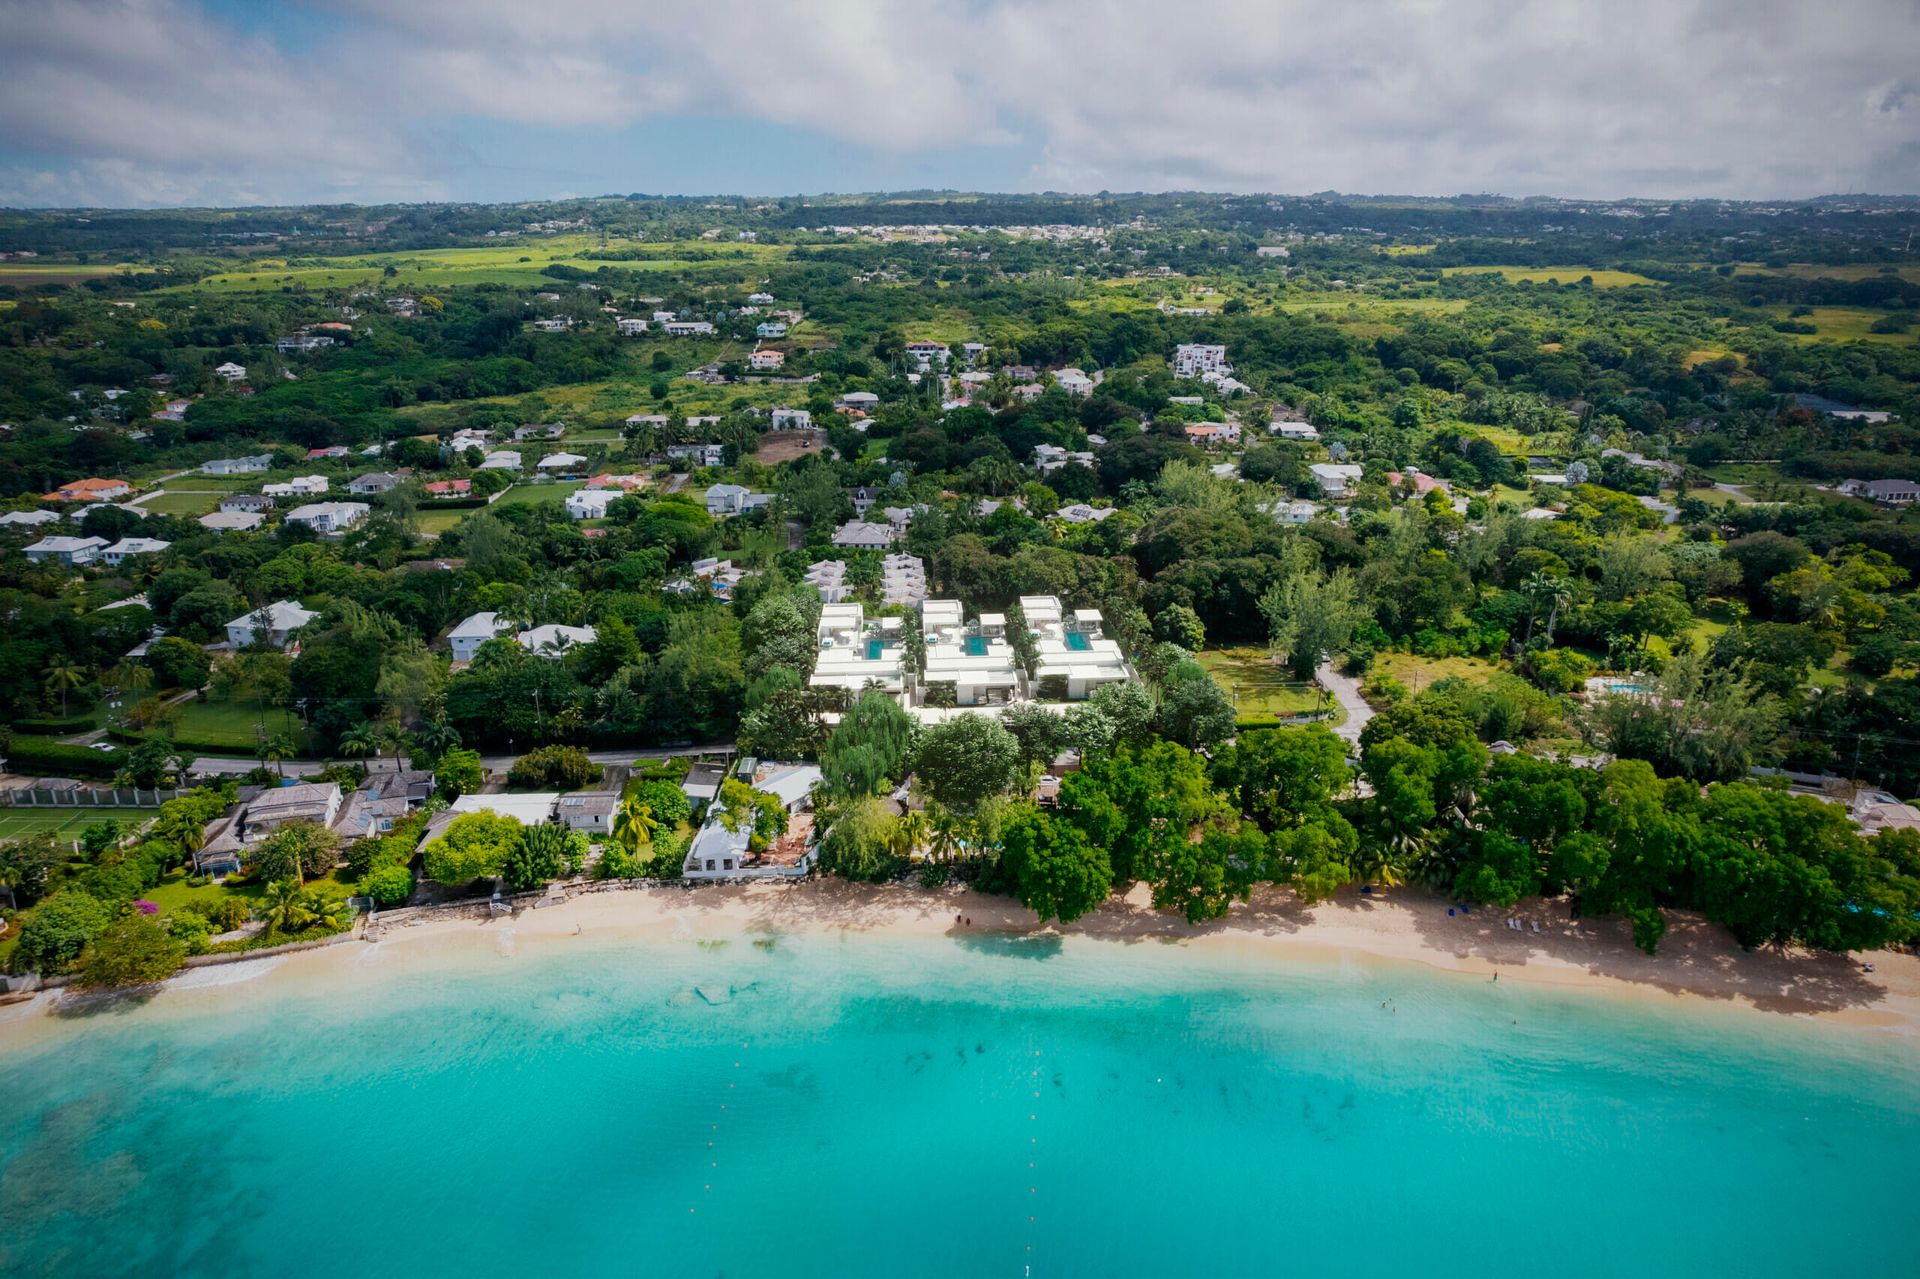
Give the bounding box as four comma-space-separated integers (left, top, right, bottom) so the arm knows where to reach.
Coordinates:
890, 810, 930, 860
299, 889, 346, 933
338, 721, 380, 760
414, 718, 461, 760
152, 805, 206, 857
925, 807, 965, 863
263, 731, 298, 778
44, 659, 86, 717
612, 797, 659, 854
1522, 572, 1573, 645
258, 879, 315, 936
105, 660, 151, 708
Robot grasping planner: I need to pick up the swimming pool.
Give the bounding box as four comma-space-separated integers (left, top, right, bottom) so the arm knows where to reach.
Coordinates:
866, 639, 888, 660
1065, 630, 1092, 651
964, 635, 988, 656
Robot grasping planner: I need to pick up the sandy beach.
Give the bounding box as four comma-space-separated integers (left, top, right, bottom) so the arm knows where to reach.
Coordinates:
7, 880, 1916, 1041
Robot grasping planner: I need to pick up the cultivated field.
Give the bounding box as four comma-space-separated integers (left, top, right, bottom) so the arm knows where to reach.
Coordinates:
1442, 266, 1662, 287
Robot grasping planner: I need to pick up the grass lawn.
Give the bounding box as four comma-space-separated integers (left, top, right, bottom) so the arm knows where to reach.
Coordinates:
146, 697, 317, 753
494, 481, 581, 509
169, 237, 790, 295
137, 489, 225, 517
1761, 306, 1913, 345
1196, 648, 1328, 722
1371, 650, 1503, 693
0, 807, 156, 842
144, 867, 358, 917
1441, 266, 1662, 288
415, 506, 471, 535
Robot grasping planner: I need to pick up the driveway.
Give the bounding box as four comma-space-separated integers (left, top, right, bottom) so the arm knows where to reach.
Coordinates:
1316, 662, 1373, 745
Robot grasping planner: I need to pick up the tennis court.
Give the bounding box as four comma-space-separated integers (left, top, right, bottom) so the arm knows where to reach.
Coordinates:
0, 806, 156, 842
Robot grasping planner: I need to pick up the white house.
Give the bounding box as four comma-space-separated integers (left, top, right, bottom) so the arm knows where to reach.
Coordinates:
263, 475, 328, 498
1840, 478, 1920, 506
836, 391, 880, 412
1263, 499, 1319, 525
1027, 597, 1136, 702
1172, 344, 1230, 379
904, 341, 949, 371
1184, 421, 1240, 447
283, 501, 370, 535
755, 321, 788, 338
1033, 443, 1096, 473
513, 423, 566, 442
478, 450, 522, 471
518, 623, 598, 659
748, 292, 775, 305
616, 317, 650, 336
0, 509, 61, 528
226, 600, 318, 649
832, 520, 896, 549
1270, 417, 1320, 441
665, 443, 725, 468
564, 489, 621, 520
1052, 368, 1095, 396
769, 407, 812, 430
803, 559, 850, 603
214, 362, 247, 382
537, 452, 588, 472
681, 763, 823, 879
448, 611, 511, 662
202, 454, 273, 475
705, 483, 770, 516
881, 553, 927, 605
663, 321, 716, 336
1310, 463, 1365, 499
23, 536, 108, 566
558, 791, 621, 834
1057, 503, 1117, 524
750, 349, 785, 370
347, 472, 404, 495
276, 334, 334, 354
218, 493, 275, 514
101, 537, 171, 566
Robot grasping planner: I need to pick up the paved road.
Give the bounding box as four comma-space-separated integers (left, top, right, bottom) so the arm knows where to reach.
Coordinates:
1316, 662, 1373, 745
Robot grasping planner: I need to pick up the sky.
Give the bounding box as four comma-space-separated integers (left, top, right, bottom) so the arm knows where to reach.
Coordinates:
1, 0, 1918, 208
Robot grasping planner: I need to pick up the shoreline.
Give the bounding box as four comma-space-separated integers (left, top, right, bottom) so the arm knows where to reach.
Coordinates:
5, 880, 1918, 1042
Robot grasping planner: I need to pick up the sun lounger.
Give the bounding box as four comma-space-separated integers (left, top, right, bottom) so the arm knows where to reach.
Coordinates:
1530, 920, 1541, 933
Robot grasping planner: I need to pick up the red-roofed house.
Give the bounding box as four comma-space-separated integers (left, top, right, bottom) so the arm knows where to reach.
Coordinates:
48, 477, 132, 502
1183, 422, 1241, 447
424, 479, 471, 498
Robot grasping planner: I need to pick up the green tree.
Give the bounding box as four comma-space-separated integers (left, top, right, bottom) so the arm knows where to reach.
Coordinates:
250, 821, 340, 885
362, 863, 415, 908
435, 748, 485, 798
504, 822, 570, 892
422, 811, 522, 884
1154, 660, 1237, 751
913, 714, 1020, 812
12, 891, 111, 974
999, 804, 1112, 924
1259, 559, 1367, 679
1212, 725, 1352, 830
74, 911, 186, 989
43, 659, 87, 717
820, 692, 917, 797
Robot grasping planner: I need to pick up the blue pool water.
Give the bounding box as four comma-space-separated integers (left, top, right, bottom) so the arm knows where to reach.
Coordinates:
965, 634, 989, 656
1065, 630, 1092, 651
865, 638, 886, 660
1, 933, 1915, 1277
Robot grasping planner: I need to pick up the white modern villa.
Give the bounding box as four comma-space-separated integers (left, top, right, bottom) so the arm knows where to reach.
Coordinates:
807, 603, 907, 698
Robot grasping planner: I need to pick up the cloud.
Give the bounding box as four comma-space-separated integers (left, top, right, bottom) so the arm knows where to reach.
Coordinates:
2, 0, 1917, 205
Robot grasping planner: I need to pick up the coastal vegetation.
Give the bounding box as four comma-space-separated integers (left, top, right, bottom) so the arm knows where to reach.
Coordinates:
3, 191, 1920, 976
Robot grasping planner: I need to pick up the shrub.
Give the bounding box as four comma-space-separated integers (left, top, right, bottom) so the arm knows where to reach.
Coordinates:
169, 911, 212, 956
250, 821, 341, 882
422, 811, 521, 884
74, 913, 187, 989
1526, 648, 1596, 695
11, 892, 111, 975
3, 738, 124, 778
504, 822, 571, 892
362, 864, 415, 908
633, 779, 691, 829
182, 896, 252, 932
506, 745, 601, 790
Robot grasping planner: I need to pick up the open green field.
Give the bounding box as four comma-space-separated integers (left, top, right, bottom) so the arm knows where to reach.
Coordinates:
1371, 650, 1503, 693
135, 697, 318, 754
137, 489, 225, 517
1197, 648, 1329, 723
1442, 266, 1662, 287
494, 481, 582, 509
1735, 262, 1920, 283
398, 373, 794, 428
0, 806, 155, 842
1761, 306, 1913, 345
173, 237, 791, 295
143, 866, 357, 917
415, 506, 472, 535
0, 262, 156, 287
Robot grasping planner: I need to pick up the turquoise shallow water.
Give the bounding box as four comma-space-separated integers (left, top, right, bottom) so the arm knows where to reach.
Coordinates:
1, 932, 1917, 1278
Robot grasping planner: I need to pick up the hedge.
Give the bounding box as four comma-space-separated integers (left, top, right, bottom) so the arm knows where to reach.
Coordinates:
106, 727, 260, 756
9, 716, 100, 736
2, 737, 126, 777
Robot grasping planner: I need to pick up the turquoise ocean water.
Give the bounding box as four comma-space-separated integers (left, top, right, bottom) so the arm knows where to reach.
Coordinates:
1, 931, 1916, 1278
